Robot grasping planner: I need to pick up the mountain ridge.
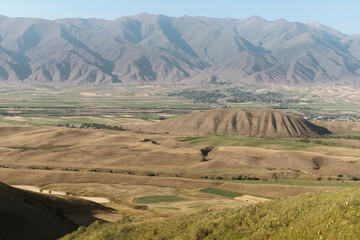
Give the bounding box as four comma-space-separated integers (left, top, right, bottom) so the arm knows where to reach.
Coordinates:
0, 13, 359, 85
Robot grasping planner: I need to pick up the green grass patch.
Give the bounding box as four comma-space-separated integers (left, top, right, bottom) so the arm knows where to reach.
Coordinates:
228, 179, 360, 188
179, 133, 356, 150
133, 195, 187, 204
179, 136, 207, 142
188, 203, 211, 209
156, 207, 180, 210
199, 188, 243, 198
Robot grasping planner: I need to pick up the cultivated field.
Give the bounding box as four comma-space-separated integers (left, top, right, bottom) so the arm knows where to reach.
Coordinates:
1, 85, 360, 128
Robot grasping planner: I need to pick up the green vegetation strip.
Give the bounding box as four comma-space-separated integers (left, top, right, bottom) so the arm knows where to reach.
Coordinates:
199, 188, 243, 198
133, 195, 187, 204
228, 179, 360, 188
180, 133, 358, 150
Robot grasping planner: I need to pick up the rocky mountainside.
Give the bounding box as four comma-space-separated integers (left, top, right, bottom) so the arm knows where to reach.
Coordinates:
0, 13, 359, 85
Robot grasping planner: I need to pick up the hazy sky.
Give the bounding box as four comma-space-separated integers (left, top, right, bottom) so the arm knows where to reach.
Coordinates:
1, 0, 359, 34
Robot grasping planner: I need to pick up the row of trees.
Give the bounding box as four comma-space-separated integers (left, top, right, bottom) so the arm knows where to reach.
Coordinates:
80, 122, 126, 131
57, 122, 126, 131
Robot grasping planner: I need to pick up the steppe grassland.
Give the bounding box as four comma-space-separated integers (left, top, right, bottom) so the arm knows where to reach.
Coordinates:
0, 123, 359, 204
1, 85, 360, 224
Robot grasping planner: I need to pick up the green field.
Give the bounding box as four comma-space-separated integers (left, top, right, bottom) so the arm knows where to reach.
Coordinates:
133, 195, 187, 204
1, 85, 360, 128
0, 86, 211, 109
199, 188, 243, 198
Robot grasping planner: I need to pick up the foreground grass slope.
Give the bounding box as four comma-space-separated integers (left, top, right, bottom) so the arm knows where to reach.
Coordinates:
63, 187, 360, 239
0, 183, 110, 240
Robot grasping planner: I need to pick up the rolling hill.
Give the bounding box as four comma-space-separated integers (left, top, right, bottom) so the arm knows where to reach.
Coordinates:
142, 108, 330, 137
0, 13, 359, 85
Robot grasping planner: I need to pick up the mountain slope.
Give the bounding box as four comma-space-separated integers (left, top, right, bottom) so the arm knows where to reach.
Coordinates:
143, 108, 330, 137
0, 14, 359, 85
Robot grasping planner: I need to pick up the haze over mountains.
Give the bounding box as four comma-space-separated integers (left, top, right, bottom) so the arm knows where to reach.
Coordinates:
0, 13, 359, 85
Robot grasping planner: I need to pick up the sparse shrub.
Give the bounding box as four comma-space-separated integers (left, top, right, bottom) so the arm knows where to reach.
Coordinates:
201, 146, 214, 157
62, 168, 79, 172
232, 175, 259, 180
215, 176, 223, 180
316, 177, 322, 181
109, 170, 113, 173
133, 205, 148, 210
146, 172, 156, 177
349, 176, 359, 181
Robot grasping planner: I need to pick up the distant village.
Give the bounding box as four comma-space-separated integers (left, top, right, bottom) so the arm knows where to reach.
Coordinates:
298, 113, 360, 123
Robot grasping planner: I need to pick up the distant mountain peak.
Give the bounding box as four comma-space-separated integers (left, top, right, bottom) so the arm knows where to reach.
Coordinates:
246, 15, 267, 22
274, 18, 289, 25
0, 13, 358, 86
307, 20, 321, 27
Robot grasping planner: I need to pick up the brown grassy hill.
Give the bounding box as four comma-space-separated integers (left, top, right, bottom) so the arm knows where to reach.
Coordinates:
0, 182, 110, 240
143, 108, 330, 137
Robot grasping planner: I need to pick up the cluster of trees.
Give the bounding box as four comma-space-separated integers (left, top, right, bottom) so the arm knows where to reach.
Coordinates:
169, 90, 226, 103
312, 134, 360, 140
80, 122, 126, 131
29, 166, 52, 170
232, 175, 260, 181
169, 88, 300, 104
57, 122, 126, 131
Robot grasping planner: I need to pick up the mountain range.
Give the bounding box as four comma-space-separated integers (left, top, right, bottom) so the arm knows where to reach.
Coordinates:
0, 13, 359, 85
